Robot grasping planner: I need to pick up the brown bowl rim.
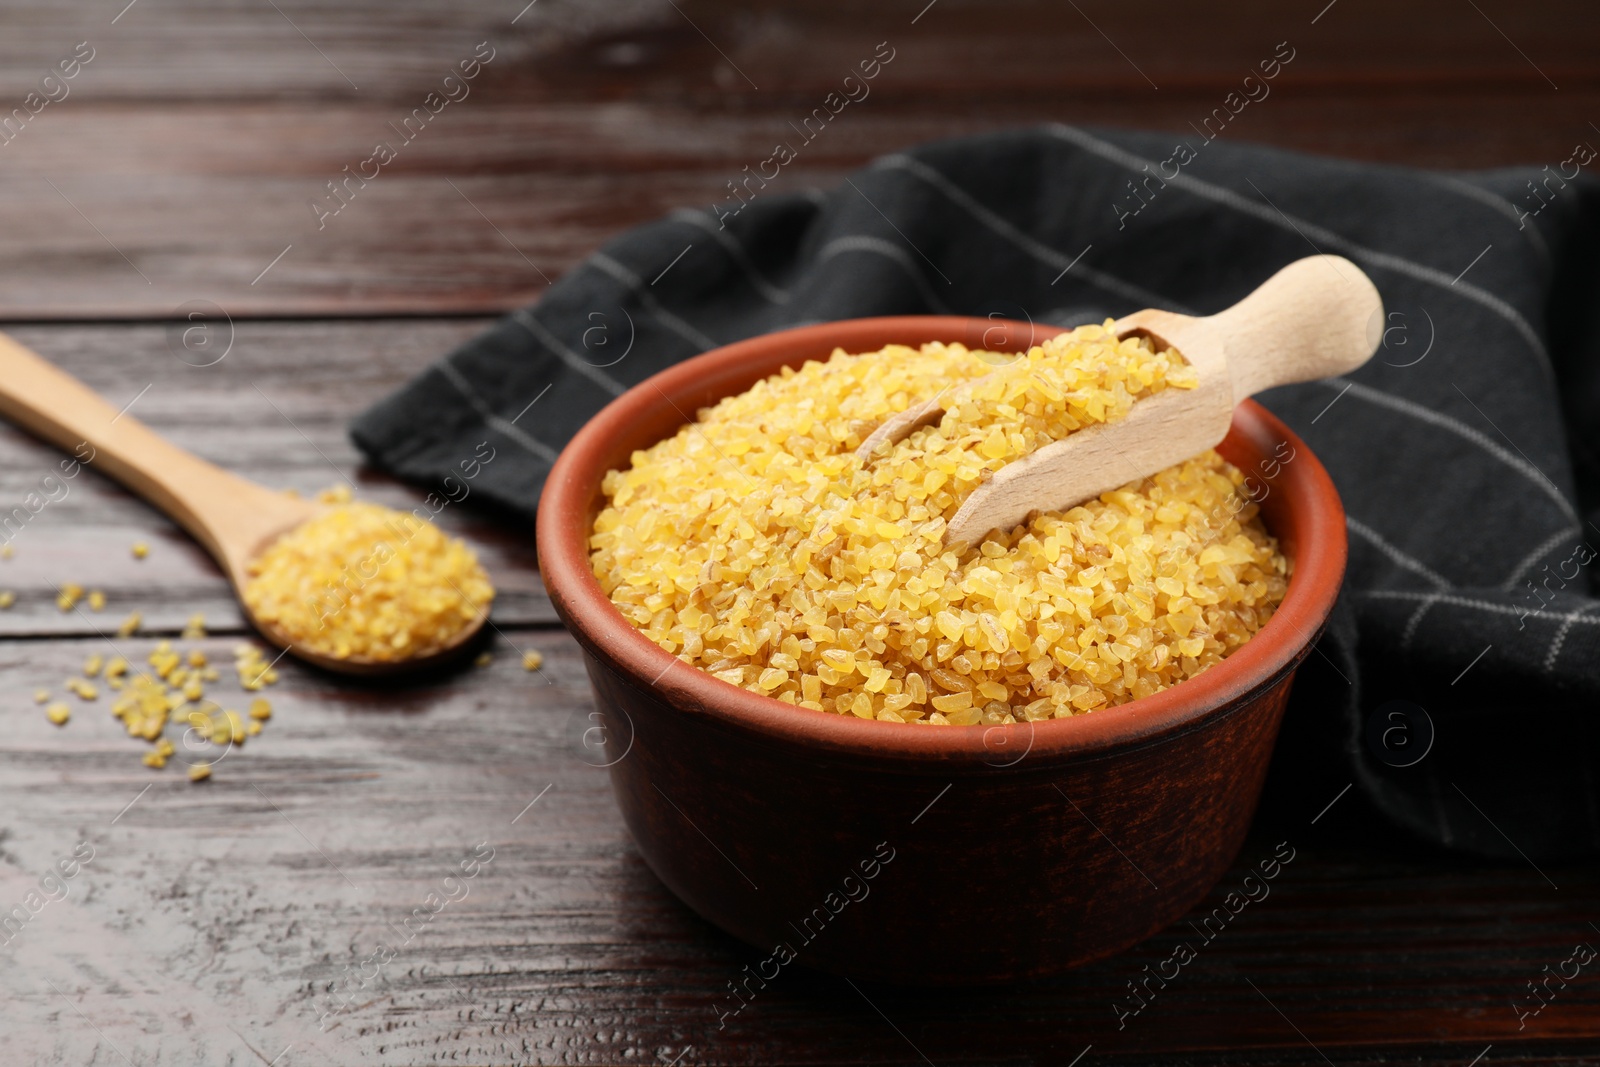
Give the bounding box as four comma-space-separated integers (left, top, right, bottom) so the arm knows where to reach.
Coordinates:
537, 315, 1347, 767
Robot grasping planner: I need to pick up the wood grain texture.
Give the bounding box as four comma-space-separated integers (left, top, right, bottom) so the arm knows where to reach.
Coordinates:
2, 0, 1599, 1061
0, 0, 1592, 102
3, 632, 1598, 1065
0, 0, 1590, 317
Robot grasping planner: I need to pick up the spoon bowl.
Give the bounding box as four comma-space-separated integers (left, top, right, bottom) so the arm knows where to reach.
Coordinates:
0, 334, 488, 675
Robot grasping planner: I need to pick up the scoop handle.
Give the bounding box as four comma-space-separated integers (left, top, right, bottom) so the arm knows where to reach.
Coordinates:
0, 333, 306, 576
1207, 255, 1383, 402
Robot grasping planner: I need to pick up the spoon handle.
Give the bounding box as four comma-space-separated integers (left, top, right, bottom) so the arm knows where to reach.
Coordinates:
1208, 255, 1382, 403
0, 333, 301, 573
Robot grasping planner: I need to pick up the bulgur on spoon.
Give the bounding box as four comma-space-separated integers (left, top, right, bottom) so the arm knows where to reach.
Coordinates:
0, 336, 493, 675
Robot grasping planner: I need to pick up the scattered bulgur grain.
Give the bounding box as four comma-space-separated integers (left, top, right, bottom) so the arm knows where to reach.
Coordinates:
248, 698, 271, 721
131, 541, 149, 559
0, 591, 14, 609
522, 650, 544, 671
241, 502, 493, 662
117, 611, 142, 637
207, 715, 231, 744
149, 641, 180, 679
1, 544, 12, 559
182, 613, 206, 639
188, 763, 211, 782
234, 644, 279, 690
84, 654, 103, 678
56, 583, 84, 612
474, 651, 492, 668
105, 655, 128, 679
88, 590, 106, 612
113, 673, 179, 740
45, 702, 70, 726
316, 484, 353, 505
33, 688, 49, 704
591, 327, 1288, 725
142, 750, 166, 770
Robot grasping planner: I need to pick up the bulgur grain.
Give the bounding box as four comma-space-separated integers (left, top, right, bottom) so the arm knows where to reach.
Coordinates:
590, 326, 1288, 725
241, 503, 493, 662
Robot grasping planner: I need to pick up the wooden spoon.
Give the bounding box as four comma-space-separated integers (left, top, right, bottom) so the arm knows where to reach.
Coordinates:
0, 335, 489, 675
857, 255, 1382, 545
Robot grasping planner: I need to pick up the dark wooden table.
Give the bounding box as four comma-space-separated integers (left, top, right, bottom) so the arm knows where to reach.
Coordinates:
2, 2, 1598, 1063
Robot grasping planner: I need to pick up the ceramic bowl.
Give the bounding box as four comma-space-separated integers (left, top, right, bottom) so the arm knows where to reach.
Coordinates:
537, 316, 1346, 983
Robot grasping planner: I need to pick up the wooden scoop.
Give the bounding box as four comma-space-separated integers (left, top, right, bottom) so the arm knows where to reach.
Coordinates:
858, 255, 1382, 545
0, 336, 488, 675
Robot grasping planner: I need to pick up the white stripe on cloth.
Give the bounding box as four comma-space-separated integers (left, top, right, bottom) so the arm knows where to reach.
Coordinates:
510, 309, 627, 397
1499, 523, 1584, 591
1544, 601, 1600, 673
1421, 173, 1551, 267
1346, 516, 1452, 589
813, 235, 955, 314
870, 153, 1197, 315
1045, 124, 1555, 384
435, 360, 559, 463
586, 253, 719, 351
1323, 378, 1578, 523
1362, 588, 1600, 630
670, 209, 792, 305
1400, 590, 1445, 650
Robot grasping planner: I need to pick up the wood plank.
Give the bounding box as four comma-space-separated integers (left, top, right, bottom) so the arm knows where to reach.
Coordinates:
0, 84, 1597, 320
0, 0, 1592, 103
0, 319, 555, 638
4, 630, 1597, 1064
0, 0, 1589, 320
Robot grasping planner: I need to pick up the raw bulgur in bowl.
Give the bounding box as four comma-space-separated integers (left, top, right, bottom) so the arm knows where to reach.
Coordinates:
538, 316, 1347, 982
589, 324, 1287, 726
